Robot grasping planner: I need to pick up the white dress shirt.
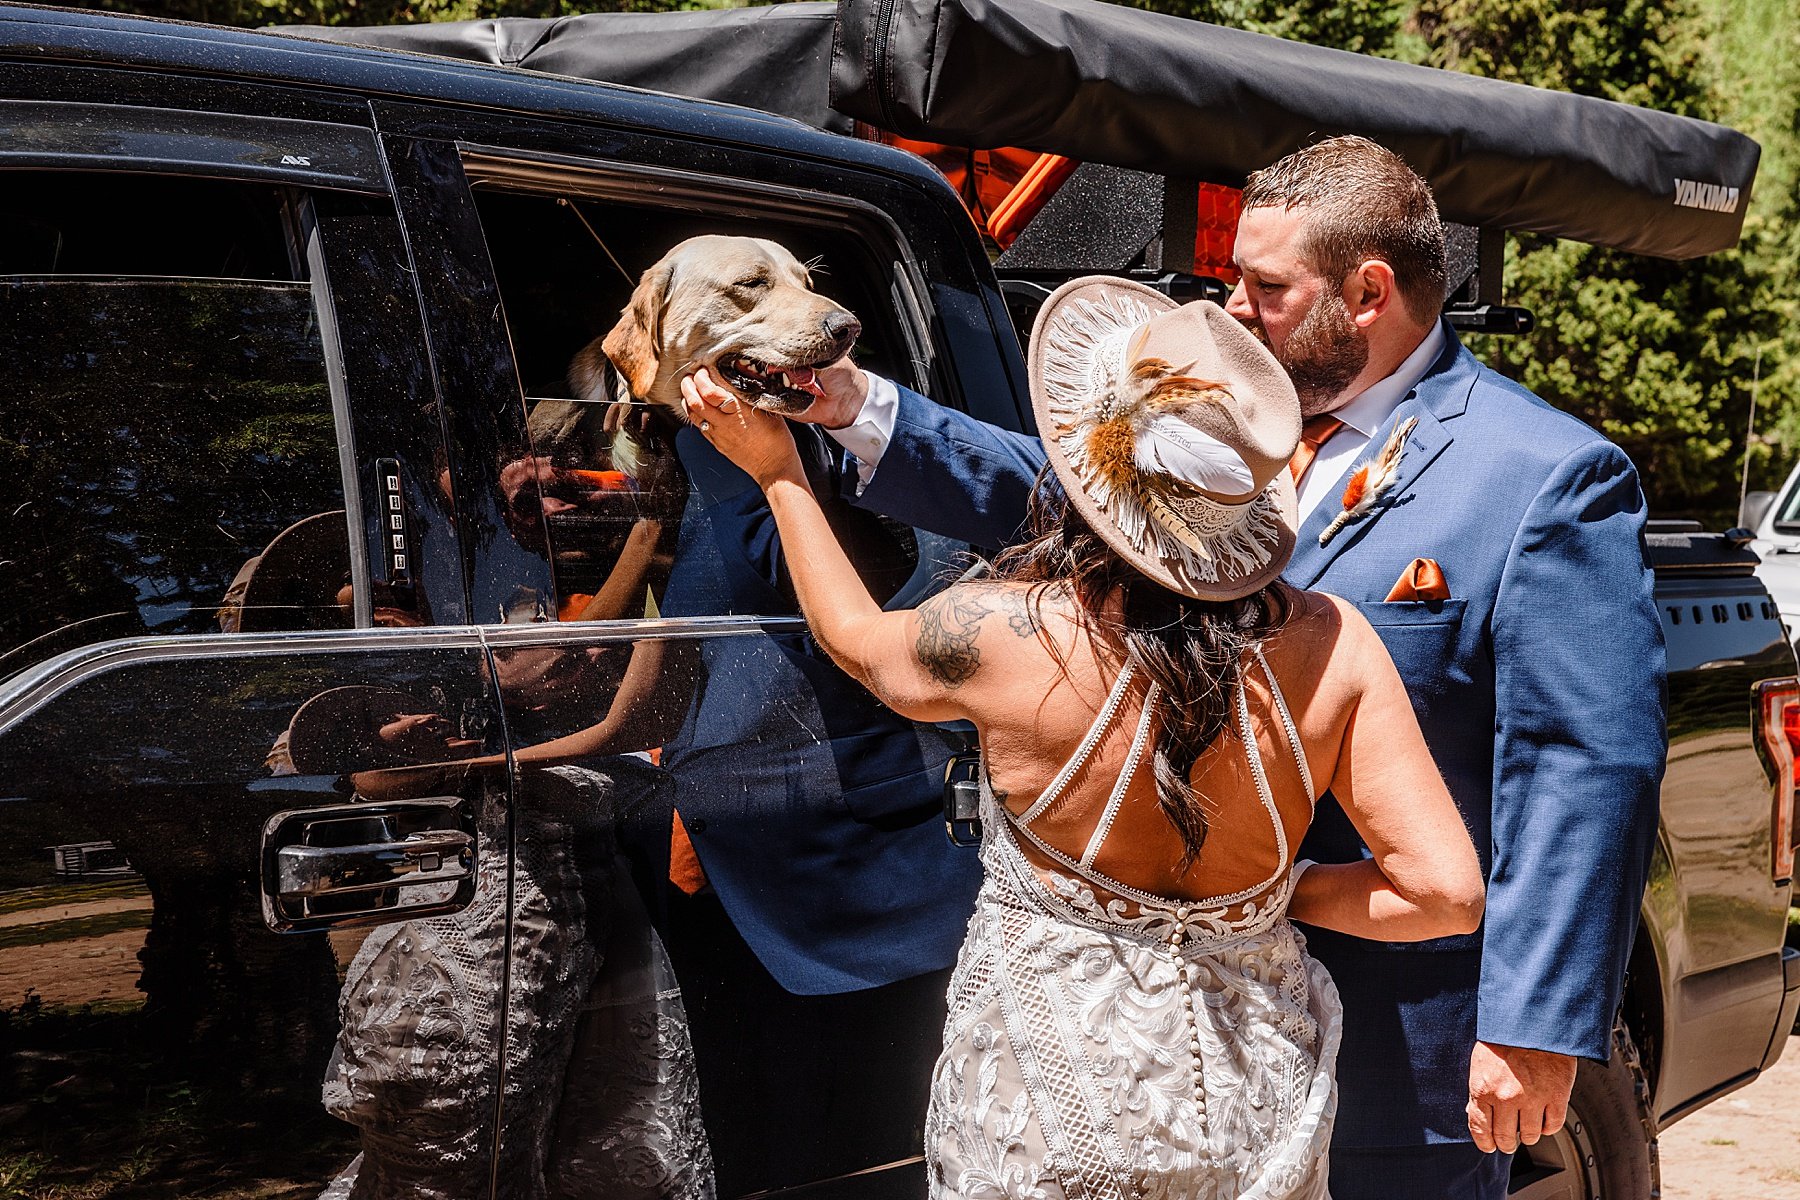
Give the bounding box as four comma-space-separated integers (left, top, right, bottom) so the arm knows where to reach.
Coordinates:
1294, 323, 1446, 522
825, 370, 902, 495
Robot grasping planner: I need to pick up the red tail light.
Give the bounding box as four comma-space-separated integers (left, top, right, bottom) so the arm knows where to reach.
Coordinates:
1755, 678, 1800, 884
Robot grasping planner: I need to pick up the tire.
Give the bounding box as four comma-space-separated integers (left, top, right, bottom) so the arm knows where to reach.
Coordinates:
1508, 1022, 1659, 1200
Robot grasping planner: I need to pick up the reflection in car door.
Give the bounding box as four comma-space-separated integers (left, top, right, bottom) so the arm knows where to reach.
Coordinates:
386, 123, 986, 1198
0, 100, 509, 1199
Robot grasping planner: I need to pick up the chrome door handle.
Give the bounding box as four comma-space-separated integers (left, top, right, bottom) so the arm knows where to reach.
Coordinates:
276, 829, 473, 899
260, 795, 477, 932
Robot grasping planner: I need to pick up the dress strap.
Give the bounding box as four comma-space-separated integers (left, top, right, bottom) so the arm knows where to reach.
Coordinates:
1254, 644, 1315, 807
993, 644, 1310, 915
1016, 659, 1137, 827
1079, 683, 1159, 869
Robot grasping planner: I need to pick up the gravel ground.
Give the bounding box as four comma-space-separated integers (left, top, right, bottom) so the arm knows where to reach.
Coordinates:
1659, 1034, 1800, 1199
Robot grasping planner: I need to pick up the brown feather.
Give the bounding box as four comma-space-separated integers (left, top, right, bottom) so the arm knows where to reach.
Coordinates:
1085, 417, 1140, 492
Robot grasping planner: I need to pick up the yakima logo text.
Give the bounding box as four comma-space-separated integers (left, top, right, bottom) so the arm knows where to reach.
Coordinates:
1673, 179, 1741, 213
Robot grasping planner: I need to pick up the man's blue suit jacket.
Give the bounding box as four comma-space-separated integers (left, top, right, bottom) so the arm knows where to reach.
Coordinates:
657, 425, 984, 997
854, 324, 1668, 1146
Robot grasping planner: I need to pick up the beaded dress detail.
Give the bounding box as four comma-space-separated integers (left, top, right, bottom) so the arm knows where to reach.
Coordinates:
925, 648, 1341, 1200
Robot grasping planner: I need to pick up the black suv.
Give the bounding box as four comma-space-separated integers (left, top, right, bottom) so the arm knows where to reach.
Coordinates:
1, 7, 1796, 1200
0, 7, 1026, 1197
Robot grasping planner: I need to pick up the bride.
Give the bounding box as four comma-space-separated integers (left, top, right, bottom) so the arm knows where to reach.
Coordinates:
683, 277, 1484, 1200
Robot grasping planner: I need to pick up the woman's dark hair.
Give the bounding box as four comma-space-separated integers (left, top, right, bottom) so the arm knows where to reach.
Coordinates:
991, 472, 1291, 868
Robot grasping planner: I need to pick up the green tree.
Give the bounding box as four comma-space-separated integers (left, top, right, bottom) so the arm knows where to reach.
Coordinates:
1413, 0, 1800, 519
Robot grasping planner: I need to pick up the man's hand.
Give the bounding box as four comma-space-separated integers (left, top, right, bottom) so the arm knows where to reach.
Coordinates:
789, 354, 870, 430
1467, 1041, 1578, 1154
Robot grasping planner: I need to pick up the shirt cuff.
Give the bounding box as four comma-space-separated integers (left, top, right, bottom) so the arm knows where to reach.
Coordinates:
825, 371, 901, 496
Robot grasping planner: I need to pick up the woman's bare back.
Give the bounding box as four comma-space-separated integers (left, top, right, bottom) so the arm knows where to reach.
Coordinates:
921, 580, 1362, 907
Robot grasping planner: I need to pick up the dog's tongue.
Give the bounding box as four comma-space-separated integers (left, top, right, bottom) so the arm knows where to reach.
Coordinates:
786, 366, 825, 398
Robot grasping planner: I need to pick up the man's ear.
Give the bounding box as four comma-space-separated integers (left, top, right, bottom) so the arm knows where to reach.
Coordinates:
601, 261, 672, 398
1345, 259, 1397, 330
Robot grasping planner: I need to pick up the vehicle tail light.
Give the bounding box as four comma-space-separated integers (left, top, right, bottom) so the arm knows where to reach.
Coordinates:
1754, 678, 1800, 885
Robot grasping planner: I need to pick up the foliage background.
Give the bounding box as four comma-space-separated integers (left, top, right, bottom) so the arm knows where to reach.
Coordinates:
102, 0, 1800, 523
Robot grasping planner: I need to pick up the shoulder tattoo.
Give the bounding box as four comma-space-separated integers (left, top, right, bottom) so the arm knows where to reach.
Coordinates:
914, 584, 1036, 687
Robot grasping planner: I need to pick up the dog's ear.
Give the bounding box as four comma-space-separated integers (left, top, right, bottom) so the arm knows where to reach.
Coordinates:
601, 261, 672, 400
567, 338, 613, 404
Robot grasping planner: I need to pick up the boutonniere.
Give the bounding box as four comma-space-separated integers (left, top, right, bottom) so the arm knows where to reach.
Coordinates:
1319, 416, 1417, 546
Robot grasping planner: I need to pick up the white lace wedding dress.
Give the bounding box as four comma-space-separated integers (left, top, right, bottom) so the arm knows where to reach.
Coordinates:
925, 650, 1342, 1200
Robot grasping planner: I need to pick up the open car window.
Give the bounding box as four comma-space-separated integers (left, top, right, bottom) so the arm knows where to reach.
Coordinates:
470, 183, 959, 626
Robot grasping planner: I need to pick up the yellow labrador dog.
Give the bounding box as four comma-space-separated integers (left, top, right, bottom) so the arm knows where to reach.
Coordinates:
568, 234, 862, 421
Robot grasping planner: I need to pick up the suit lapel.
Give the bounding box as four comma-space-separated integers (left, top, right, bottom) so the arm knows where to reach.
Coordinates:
1285, 327, 1477, 589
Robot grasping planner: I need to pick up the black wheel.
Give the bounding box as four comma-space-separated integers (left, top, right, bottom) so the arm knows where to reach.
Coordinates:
1508, 1022, 1659, 1200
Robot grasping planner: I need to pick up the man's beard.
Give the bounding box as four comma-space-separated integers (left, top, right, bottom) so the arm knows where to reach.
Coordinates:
1275, 290, 1369, 416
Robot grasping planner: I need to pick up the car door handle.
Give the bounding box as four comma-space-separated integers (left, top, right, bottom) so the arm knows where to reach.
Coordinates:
275, 829, 473, 899
260, 796, 478, 932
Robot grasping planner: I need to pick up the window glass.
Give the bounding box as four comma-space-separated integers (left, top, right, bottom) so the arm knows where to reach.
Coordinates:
0, 172, 353, 682
471, 181, 979, 1197
471, 186, 958, 625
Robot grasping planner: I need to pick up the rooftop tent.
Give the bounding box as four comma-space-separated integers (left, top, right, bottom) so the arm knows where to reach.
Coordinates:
832, 0, 1760, 260
281, 4, 852, 132
280, 0, 1760, 261
276, 6, 1054, 226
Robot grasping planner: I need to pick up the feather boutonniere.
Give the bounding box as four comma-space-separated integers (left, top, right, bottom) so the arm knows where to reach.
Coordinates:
1318, 416, 1418, 546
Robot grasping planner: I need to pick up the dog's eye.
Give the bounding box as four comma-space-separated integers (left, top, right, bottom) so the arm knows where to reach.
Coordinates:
735, 277, 769, 290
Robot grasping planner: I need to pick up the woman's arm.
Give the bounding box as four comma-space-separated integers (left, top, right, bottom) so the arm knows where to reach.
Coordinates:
1286, 598, 1485, 940
681, 369, 1009, 724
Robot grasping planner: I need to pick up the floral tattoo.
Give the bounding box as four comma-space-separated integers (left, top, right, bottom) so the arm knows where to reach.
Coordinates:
914, 584, 1036, 687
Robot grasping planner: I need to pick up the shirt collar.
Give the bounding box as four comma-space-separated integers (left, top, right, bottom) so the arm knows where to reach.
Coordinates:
1329, 322, 1446, 437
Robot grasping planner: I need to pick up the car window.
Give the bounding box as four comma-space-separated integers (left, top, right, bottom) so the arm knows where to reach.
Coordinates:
469, 185, 962, 626
0, 171, 356, 683
457, 176, 979, 1196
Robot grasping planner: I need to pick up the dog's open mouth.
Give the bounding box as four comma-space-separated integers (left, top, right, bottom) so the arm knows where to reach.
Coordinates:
718, 355, 832, 411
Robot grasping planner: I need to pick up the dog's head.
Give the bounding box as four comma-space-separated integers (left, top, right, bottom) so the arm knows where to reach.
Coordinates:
593, 235, 862, 419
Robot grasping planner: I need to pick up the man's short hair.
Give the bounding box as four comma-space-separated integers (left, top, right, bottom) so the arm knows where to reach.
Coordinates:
1241, 136, 1448, 324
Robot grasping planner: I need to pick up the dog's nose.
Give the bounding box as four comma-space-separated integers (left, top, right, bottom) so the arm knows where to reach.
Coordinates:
822, 310, 862, 345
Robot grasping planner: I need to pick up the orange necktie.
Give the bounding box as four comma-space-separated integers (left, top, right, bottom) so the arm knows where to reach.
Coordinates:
1289, 415, 1345, 484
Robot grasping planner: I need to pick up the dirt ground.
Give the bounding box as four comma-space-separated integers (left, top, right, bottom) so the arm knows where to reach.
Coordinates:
0, 927, 146, 1009
1659, 1034, 1800, 1199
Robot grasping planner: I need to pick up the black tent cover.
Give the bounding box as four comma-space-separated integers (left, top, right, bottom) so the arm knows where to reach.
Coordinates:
281, 5, 853, 134
281, 0, 1759, 260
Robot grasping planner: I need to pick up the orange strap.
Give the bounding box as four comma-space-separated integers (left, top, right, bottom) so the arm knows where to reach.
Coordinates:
987, 153, 1080, 248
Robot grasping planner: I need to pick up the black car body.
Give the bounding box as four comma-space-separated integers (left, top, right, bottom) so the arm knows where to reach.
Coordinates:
0, 6, 1795, 1199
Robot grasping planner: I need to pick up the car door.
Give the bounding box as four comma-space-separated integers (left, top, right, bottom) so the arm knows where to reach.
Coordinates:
378, 102, 1019, 1199
0, 88, 510, 1197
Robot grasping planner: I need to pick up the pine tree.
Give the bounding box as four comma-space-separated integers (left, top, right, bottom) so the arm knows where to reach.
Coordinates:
1413, 0, 1800, 519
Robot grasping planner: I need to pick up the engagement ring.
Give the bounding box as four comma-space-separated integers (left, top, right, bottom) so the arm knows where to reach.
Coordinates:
699, 420, 711, 432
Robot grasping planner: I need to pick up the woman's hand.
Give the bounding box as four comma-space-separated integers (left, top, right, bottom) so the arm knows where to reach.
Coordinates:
680, 367, 804, 489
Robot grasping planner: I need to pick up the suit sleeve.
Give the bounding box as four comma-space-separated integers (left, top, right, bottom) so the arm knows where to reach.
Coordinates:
852, 384, 1048, 549
1478, 440, 1667, 1060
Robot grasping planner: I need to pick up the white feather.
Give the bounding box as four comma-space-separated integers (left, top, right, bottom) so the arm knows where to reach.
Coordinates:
1133, 414, 1255, 494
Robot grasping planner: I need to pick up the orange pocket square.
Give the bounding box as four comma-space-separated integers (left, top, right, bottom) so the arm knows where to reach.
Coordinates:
1385, 558, 1451, 602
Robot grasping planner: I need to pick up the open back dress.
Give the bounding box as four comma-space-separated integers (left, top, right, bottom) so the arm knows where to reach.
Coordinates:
924, 648, 1342, 1200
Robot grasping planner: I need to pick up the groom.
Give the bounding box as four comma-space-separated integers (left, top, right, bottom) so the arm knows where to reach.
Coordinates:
706, 135, 1667, 1197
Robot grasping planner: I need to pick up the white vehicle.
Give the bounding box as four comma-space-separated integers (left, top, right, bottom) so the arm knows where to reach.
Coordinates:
1740, 479, 1800, 639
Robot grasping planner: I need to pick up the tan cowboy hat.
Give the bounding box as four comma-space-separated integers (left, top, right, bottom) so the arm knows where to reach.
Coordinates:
1028, 277, 1301, 601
